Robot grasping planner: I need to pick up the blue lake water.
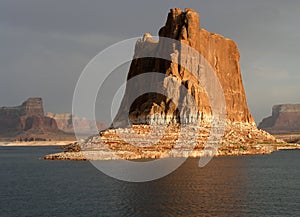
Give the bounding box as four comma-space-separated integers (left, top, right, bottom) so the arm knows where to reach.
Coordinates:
0, 146, 299, 217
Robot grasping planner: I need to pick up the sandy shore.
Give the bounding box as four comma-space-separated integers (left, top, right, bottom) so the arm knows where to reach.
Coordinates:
276, 144, 300, 150
0, 141, 75, 147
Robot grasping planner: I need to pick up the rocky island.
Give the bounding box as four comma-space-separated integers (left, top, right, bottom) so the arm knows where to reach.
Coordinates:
45, 8, 298, 161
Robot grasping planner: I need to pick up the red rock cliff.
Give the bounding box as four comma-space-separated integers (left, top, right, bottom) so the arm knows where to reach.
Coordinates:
114, 8, 254, 126
259, 104, 300, 134
46, 112, 105, 134
0, 98, 59, 138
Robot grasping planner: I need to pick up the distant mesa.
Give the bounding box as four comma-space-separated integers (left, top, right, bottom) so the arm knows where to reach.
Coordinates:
46, 112, 105, 135
0, 97, 106, 141
0, 97, 62, 141
258, 104, 300, 134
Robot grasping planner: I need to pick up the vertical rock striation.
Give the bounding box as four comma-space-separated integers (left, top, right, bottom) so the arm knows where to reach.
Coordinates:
114, 8, 254, 126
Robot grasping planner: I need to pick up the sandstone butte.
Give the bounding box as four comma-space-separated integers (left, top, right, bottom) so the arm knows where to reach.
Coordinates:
0, 97, 67, 141
0, 97, 105, 143
259, 104, 300, 134
259, 104, 300, 143
45, 8, 297, 161
46, 112, 106, 135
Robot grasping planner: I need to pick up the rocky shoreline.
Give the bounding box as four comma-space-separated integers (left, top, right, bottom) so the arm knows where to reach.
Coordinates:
43, 143, 300, 161
0, 140, 76, 147
43, 122, 299, 161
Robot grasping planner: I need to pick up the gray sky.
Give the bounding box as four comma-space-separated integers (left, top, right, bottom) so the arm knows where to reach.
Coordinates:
0, 0, 299, 124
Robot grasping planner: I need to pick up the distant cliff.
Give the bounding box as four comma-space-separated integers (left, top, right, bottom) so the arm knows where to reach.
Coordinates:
46, 112, 105, 135
0, 98, 62, 141
258, 104, 300, 134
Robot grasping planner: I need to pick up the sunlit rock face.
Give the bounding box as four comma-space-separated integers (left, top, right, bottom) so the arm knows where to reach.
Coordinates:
259, 104, 300, 134
113, 8, 254, 127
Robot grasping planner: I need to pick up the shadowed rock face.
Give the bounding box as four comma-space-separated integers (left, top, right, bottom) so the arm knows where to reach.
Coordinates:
0, 98, 59, 137
259, 104, 300, 134
114, 8, 254, 127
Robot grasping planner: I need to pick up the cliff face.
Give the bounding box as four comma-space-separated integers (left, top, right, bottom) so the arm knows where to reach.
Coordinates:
259, 104, 300, 134
46, 112, 105, 134
114, 8, 254, 126
0, 98, 59, 139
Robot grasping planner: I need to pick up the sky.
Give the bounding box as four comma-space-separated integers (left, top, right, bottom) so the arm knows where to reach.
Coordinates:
0, 0, 299, 124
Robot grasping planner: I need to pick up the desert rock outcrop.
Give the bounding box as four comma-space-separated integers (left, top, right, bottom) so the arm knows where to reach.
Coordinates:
45, 8, 281, 160
0, 98, 62, 141
46, 112, 105, 135
113, 8, 253, 126
259, 104, 300, 134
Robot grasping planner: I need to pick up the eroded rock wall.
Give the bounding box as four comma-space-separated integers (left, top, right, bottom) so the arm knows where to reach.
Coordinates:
259, 104, 300, 134
0, 98, 59, 137
46, 112, 105, 134
114, 8, 254, 127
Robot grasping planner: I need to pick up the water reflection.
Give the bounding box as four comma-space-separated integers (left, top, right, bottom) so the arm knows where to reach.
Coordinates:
1, 147, 298, 216
116, 157, 249, 216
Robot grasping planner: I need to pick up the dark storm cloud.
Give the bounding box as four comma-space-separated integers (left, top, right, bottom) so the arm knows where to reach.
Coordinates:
0, 0, 299, 123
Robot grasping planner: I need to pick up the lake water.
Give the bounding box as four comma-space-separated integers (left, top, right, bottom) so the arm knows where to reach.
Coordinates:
0, 146, 299, 217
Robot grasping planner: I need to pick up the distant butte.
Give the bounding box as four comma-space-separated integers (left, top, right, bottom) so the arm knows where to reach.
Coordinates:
0, 98, 67, 141
0, 98, 60, 141
46, 112, 105, 135
259, 104, 300, 134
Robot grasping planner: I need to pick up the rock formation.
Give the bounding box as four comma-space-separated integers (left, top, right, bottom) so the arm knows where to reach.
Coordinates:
258, 104, 300, 134
0, 98, 63, 141
45, 8, 282, 161
113, 8, 254, 126
46, 112, 105, 135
